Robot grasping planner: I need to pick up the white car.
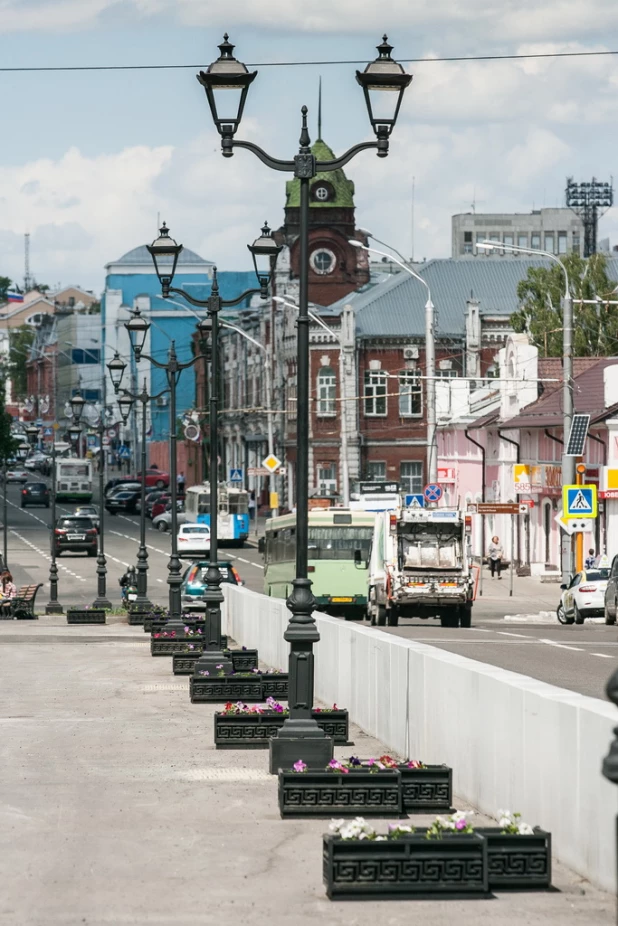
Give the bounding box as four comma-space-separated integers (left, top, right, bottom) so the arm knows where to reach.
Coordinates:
177, 523, 211, 557
557, 567, 610, 624
4, 469, 29, 484
153, 510, 186, 532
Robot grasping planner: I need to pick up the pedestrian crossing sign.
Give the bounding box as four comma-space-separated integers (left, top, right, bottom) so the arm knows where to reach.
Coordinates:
563, 484, 598, 519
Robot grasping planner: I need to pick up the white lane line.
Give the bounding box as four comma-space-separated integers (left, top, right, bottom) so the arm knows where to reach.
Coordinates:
9, 530, 87, 582
538, 638, 584, 653
591, 653, 614, 659
107, 529, 169, 557
496, 631, 532, 639
156, 579, 164, 583
237, 556, 264, 571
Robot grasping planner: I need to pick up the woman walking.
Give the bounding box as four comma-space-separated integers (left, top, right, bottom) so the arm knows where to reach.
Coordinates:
488, 536, 504, 579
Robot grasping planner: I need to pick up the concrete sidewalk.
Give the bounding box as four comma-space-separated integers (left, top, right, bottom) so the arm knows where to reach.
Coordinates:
0, 616, 613, 925
473, 569, 561, 620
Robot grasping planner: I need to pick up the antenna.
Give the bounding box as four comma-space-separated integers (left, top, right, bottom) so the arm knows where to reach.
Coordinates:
317, 76, 322, 140
24, 232, 31, 292
157, 211, 160, 232
411, 176, 415, 262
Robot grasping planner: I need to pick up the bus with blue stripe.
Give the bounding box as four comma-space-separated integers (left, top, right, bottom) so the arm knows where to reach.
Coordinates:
184, 484, 250, 547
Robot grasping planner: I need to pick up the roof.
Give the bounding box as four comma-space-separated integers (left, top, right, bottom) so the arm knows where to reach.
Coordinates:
469, 409, 500, 429
285, 138, 355, 209
501, 358, 618, 429
327, 256, 618, 339
108, 244, 212, 268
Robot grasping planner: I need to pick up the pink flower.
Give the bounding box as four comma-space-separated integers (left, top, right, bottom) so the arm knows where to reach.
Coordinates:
293, 760, 307, 773
455, 819, 467, 831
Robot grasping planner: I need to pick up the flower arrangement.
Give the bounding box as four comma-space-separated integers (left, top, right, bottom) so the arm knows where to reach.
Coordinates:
313, 704, 339, 713
220, 697, 287, 715
426, 811, 474, 839
293, 760, 307, 773
497, 810, 534, 836
329, 818, 384, 841
388, 822, 416, 839
327, 759, 349, 774
290, 754, 422, 774
153, 627, 203, 639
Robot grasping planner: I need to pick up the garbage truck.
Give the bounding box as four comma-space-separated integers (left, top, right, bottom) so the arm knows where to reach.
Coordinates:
367, 507, 474, 628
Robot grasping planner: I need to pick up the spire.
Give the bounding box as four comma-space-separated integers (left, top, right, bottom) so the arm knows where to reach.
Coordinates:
317, 76, 322, 141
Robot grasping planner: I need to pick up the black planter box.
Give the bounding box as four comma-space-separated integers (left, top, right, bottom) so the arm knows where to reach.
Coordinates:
127, 609, 148, 626
323, 833, 488, 899
147, 616, 203, 634
151, 635, 204, 656
279, 769, 401, 817
214, 709, 349, 748
190, 672, 289, 703
476, 828, 551, 890
172, 649, 258, 675
400, 765, 453, 813
67, 609, 106, 625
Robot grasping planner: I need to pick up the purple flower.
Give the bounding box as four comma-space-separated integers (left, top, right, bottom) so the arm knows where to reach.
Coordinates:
242, 646, 247, 651
188, 644, 194, 651
293, 760, 307, 773
348, 756, 362, 767
200, 670, 210, 676
216, 664, 223, 670
455, 819, 467, 831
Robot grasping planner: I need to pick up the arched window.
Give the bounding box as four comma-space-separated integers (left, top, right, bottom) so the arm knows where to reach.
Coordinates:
317, 366, 336, 416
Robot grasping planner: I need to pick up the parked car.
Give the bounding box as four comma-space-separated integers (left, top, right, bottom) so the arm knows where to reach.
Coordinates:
152, 507, 186, 532
558, 567, 610, 624
145, 490, 166, 517
104, 478, 142, 495
4, 469, 29, 484
53, 515, 98, 557
106, 482, 141, 499
105, 490, 140, 515
73, 505, 100, 531
126, 468, 170, 489
604, 556, 618, 624
21, 482, 50, 508
177, 523, 211, 557
25, 452, 50, 474
151, 494, 185, 519
181, 560, 243, 599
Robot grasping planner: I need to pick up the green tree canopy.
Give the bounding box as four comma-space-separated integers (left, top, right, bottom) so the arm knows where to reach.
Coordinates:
511, 253, 618, 357
8, 325, 35, 401
0, 385, 18, 463
0, 277, 13, 302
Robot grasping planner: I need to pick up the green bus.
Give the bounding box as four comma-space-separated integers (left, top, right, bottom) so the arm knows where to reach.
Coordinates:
262, 509, 375, 619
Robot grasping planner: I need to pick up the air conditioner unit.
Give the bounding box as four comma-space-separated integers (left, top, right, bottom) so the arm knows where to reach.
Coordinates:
156, 396, 169, 408
403, 346, 419, 360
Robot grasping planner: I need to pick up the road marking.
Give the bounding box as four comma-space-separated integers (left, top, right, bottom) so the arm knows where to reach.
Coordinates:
538, 638, 584, 653
590, 653, 614, 659
496, 631, 531, 639
9, 530, 87, 582
156, 579, 164, 583
107, 529, 168, 557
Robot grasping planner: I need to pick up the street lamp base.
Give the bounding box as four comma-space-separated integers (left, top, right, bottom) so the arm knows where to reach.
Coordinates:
269, 721, 334, 773
45, 602, 64, 614
92, 597, 112, 610
133, 596, 153, 610
192, 650, 233, 677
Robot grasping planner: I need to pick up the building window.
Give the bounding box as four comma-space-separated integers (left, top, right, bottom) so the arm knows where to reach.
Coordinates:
317, 366, 336, 416
366, 461, 386, 482
317, 463, 337, 495
544, 233, 555, 254
463, 231, 473, 255
503, 234, 514, 248
71, 348, 100, 364
435, 369, 459, 379
531, 233, 541, 250
573, 233, 580, 254
398, 371, 422, 417
287, 378, 297, 421
517, 233, 528, 248
364, 370, 387, 416
310, 248, 336, 275
401, 462, 423, 495
558, 232, 567, 254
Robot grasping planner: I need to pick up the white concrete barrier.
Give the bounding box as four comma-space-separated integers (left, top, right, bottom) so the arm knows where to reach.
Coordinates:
222, 584, 618, 892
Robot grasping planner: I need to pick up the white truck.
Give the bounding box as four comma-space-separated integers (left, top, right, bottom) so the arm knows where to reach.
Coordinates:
367, 507, 474, 628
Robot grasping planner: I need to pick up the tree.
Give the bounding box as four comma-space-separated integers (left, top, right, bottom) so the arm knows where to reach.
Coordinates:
0, 385, 18, 463
511, 253, 618, 357
8, 325, 35, 401
0, 277, 13, 302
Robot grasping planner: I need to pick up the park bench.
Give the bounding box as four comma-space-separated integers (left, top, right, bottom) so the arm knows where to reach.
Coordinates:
0, 583, 43, 620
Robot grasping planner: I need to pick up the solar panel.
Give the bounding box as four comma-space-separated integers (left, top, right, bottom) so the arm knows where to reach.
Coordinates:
566, 414, 590, 456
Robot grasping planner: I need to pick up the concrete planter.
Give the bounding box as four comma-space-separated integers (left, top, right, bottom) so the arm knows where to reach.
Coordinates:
476, 828, 551, 890
172, 649, 258, 675
66, 609, 106, 625
278, 769, 401, 817
323, 833, 488, 899
150, 635, 203, 656
190, 672, 289, 703
399, 765, 453, 813
214, 709, 349, 748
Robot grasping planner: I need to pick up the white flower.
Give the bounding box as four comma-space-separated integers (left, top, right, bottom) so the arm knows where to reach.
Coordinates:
452, 810, 473, 822
329, 818, 345, 834
498, 809, 511, 820
498, 815, 512, 829
518, 823, 534, 836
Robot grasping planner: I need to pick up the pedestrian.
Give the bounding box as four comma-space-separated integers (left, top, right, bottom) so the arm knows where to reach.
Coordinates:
585, 548, 597, 570
0, 571, 17, 599
177, 471, 185, 494
488, 536, 504, 579
248, 489, 256, 521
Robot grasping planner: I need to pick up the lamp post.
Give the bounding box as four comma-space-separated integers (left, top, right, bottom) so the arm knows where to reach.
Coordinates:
348, 241, 437, 489
111, 363, 170, 611
122, 310, 211, 624
199, 33, 411, 769
45, 427, 63, 614
4, 441, 30, 572
273, 296, 351, 507
477, 240, 573, 580
88, 403, 126, 610
145, 220, 280, 672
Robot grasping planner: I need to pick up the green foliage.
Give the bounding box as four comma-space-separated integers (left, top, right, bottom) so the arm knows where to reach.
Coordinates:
0, 387, 18, 463
512, 253, 618, 356
0, 277, 13, 302
8, 325, 35, 401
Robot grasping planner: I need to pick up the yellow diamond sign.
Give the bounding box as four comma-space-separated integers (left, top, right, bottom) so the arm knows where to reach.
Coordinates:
262, 453, 282, 474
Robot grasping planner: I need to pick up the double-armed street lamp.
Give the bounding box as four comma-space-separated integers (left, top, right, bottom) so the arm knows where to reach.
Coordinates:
145, 220, 280, 673
3, 440, 30, 572
108, 357, 171, 611
198, 32, 412, 769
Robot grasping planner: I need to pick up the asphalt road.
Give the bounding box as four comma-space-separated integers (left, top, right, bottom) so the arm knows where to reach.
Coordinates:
3, 483, 616, 702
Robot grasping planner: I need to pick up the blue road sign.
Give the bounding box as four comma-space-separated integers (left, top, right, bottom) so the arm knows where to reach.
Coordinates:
563, 484, 597, 519
43, 428, 53, 437
405, 493, 425, 509
229, 467, 243, 483
424, 483, 443, 503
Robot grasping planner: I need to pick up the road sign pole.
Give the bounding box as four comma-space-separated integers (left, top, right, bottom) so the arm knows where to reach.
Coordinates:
509, 514, 514, 598
575, 461, 584, 572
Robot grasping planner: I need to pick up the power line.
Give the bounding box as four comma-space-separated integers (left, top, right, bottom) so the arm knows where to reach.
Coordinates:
1, 48, 617, 73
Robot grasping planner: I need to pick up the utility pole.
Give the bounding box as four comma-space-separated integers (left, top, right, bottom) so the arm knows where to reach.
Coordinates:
562, 288, 574, 581
425, 295, 437, 487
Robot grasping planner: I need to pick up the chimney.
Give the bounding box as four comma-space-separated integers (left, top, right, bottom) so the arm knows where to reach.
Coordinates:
604, 363, 618, 409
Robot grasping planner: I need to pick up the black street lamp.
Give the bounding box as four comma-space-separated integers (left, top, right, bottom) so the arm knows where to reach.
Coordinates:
115, 379, 170, 611
45, 428, 63, 614
146, 222, 280, 675
123, 313, 204, 624
200, 33, 411, 770
90, 405, 125, 610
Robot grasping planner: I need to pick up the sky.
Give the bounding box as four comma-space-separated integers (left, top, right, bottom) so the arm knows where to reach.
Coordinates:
1, 0, 618, 294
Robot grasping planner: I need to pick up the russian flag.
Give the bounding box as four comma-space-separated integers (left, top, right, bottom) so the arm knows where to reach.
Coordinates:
7, 292, 23, 303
